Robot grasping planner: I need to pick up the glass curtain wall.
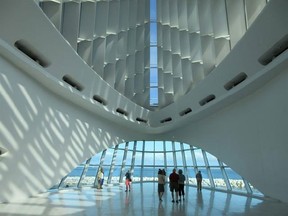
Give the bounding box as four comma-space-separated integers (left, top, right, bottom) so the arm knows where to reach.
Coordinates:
56, 141, 262, 196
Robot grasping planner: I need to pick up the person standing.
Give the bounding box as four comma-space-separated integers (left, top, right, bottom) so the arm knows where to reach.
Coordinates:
178, 169, 186, 201
125, 170, 132, 192
162, 169, 166, 176
196, 171, 203, 191
97, 167, 104, 189
169, 168, 179, 203
158, 169, 165, 201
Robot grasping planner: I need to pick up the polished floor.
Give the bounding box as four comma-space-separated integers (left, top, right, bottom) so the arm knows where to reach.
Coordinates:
1, 182, 288, 216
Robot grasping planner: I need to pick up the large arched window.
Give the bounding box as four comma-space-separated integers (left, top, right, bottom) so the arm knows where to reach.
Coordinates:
54, 141, 262, 196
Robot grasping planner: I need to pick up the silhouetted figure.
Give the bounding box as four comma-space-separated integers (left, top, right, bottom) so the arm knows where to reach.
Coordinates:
196, 171, 202, 191
169, 168, 179, 203
158, 169, 165, 201
125, 170, 132, 192
178, 169, 186, 201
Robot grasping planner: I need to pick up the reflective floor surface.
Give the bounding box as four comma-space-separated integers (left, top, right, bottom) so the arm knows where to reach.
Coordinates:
1, 182, 288, 216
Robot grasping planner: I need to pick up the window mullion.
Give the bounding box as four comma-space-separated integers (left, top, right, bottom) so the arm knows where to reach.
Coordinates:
108, 144, 119, 184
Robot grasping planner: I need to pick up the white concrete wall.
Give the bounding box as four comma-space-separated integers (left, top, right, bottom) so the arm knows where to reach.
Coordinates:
1, 0, 288, 203
161, 62, 288, 203
0, 54, 142, 202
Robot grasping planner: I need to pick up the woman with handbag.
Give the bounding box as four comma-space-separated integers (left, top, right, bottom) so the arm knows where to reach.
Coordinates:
125, 170, 132, 192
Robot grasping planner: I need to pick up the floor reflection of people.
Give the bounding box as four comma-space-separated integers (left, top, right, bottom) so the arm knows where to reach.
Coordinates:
125, 191, 130, 206
197, 190, 203, 209
178, 198, 185, 213
158, 200, 164, 215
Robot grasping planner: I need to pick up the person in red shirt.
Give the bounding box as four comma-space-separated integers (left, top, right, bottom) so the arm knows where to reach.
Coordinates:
169, 168, 179, 203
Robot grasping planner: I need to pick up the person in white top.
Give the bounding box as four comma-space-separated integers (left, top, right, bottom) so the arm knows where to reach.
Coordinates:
158, 169, 166, 201
97, 167, 104, 189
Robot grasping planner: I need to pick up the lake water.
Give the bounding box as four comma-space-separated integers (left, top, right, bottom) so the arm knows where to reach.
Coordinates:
68, 166, 241, 180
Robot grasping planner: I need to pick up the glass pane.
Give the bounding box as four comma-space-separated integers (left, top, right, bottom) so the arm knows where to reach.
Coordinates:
165, 141, 172, 151
187, 168, 196, 185
61, 166, 84, 188
194, 149, 205, 166
68, 166, 83, 177
136, 141, 143, 151
211, 168, 227, 189
150, 87, 158, 106
90, 154, 101, 165
133, 166, 141, 181
150, 22, 157, 45
150, 46, 157, 67
145, 141, 154, 151
185, 150, 193, 167
150, 0, 157, 21
226, 168, 245, 192
166, 152, 174, 166
111, 165, 121, 183
125, 150, 133, 166
174, 142, 181, 151
118, 142, 126, 149
176, 151, 183, 166
128, 141, 134, 150
115, 150, 124, 164
86, 165, 97, 177
183, 143, 190, 150
150, 67, 158, 87
199, 169, 210, 187
103, 149, 113, 165
113, 166, 121, 177
155, 141, 163, 151
143, 167, 156, 181
206, 152, 219, 166
225, 168, 242, 180
134, 151, 143, 165
143, 152, 154, 165
81, 166, 97, 186
155, 152, 164, 166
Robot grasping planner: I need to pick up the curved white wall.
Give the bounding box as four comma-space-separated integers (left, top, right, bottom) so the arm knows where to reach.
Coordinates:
1, 0, 288, 203
159, 60, 288, 203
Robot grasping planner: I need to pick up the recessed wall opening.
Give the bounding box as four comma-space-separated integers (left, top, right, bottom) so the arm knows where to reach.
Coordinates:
258, 34, 288, 65
116, 108, 128, 117
160, 117, 172, 123
0, 147, 8, 156
62, 75, 83, 91
224, 72, 248, 90
136, 117, 148, 123
179, 108, 192, 116
14, 40, 50, 67
93, 95, 107, 106
199, 94, 216, 106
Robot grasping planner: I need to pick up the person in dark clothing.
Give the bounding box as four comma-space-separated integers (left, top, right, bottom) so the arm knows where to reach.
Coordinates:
125, 170, 132, 192
158, 169, 165, 201
178, 169, 186, 201
169, 168, 179, 203
196, 171, 203, 191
